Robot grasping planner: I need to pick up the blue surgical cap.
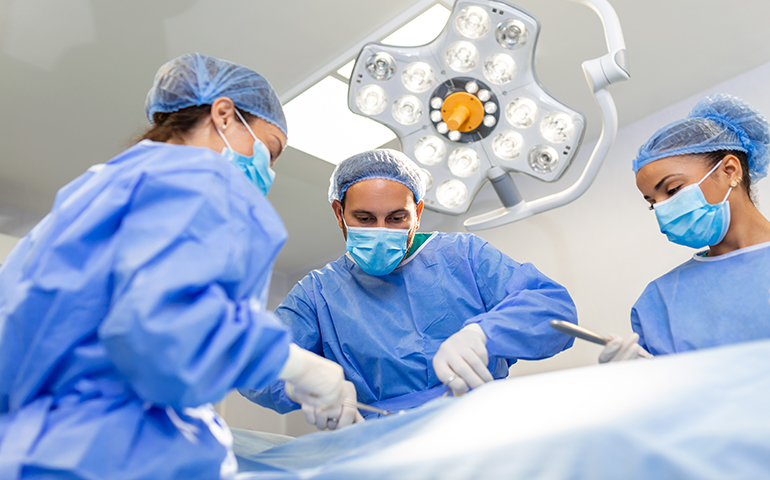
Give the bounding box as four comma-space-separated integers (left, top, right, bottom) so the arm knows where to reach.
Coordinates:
328, 149, 426, 204
145, 53, 287, 136
633, 93, 770, 181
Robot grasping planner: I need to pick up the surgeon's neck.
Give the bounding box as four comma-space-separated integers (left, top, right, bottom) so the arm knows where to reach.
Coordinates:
710, 197, 770, 256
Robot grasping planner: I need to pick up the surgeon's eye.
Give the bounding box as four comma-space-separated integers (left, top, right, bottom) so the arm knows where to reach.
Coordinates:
666, 185, 682, 197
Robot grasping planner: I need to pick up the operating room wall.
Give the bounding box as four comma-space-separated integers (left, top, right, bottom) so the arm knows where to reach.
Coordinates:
222, 61, 770, 436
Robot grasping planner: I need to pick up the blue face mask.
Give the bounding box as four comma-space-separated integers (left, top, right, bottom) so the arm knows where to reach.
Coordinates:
653, 160, 733, 249
217, 109, 276, 196
344, 221, 410, 276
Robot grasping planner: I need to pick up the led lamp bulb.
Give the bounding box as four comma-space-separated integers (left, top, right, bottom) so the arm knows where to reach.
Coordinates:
540, 112, 575, 143
365, 52, 397, 81
392, 95, 423, 125
492, 131, 525, 160
496, 19, 529, 49
436, 179, 469, 208
455, 6, 491, 39
446, 41, 479, 73
420, 168, 434, 191
356, 85, 388, 115
414, 136, 446, 166
448, 147, 481, 177
528, 145, 559, 173
483, 53, 516, 85
505, 97, 538, 128
402, 62, 435, 93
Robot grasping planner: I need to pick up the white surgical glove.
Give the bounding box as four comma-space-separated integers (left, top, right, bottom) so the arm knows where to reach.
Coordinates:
279, 344, 345, 408
301, 381, 365, 431
598, 333, 654, 363
432, 323, 494, 396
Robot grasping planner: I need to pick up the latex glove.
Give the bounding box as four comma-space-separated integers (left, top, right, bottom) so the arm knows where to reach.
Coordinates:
301, 381, 365, 430
432, 323, 494, 396
279, 344, 345, 408
598, 333, 654, 363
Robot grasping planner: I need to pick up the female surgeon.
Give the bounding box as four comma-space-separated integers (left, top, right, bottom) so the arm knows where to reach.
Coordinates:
600, 93, 770, 362
0, 53, 350, 479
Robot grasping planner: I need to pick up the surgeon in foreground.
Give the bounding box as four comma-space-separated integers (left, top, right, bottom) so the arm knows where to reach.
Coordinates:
600, 93, 770, 362
242, 149, 578, 428
0, 53, 351, 480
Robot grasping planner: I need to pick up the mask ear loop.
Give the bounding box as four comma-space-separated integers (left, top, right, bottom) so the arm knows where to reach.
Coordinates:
696, 159, 733, 202
216, 124, 234, 151
697, 159, 724, 186
234, 108, 259, 143
721, 185, 734, 203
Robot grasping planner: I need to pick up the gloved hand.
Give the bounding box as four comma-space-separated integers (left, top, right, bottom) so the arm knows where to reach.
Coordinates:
279, 344, 345, 408
432, 323, 494, 396
301, 381, 365, 430
598, 333, 654, 363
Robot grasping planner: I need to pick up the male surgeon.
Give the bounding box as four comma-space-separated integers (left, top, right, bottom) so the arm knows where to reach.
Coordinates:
242, 149, 578, 430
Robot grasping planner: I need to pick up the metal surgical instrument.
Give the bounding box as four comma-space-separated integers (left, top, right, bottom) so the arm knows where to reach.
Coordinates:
549, 319, 610, 346
343, 400, 396, 416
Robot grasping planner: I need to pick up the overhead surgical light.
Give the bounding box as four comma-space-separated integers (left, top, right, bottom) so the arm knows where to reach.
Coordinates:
347, 0, 630, 230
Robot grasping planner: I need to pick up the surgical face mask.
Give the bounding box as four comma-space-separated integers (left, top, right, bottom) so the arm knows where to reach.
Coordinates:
217, 109, 275, 196
653, 160, 733, 249
344, 218, 410, 276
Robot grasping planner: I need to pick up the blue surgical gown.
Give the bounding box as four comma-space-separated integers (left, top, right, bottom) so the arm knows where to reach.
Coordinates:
0, 140, 291, 479
632, 241, 770, 355
242, 232, 577, 416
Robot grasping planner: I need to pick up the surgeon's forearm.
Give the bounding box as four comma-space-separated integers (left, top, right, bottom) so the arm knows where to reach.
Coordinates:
468, 292, 578, 359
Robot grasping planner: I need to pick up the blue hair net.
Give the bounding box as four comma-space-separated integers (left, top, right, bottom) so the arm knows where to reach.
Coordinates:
145, 53, 287, 136
328, 149, 426, 204
633, 94, 770, 180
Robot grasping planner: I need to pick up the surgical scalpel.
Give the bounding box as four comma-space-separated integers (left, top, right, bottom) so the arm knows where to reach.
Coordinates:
343, 400, 396, 416
550, 320, 609, 346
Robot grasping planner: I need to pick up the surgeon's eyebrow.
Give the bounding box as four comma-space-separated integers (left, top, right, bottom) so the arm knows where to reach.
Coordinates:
387, 209, 409, 216
654, 173, 684, 191
349, 209, 376, 216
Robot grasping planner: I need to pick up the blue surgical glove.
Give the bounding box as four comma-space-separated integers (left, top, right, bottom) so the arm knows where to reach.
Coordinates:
598, 333, 654, 363
432, 323, 494, 396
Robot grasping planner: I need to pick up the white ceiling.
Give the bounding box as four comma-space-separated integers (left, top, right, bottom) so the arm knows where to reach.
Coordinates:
3, 0, 770, 278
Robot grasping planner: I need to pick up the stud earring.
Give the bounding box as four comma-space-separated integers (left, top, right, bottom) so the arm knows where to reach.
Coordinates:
730, 180, 738, 188
222, 123, 227, 130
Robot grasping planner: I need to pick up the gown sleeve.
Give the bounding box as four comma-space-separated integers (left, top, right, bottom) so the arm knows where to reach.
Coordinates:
464, 236, 577, 360
630, 281, 666, 354
98, 166, 291, 410
238, 280, 322, 413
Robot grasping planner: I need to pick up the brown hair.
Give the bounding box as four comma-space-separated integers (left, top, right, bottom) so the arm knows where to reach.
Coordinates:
701, 150, 755, 205
135, 104, 257, 144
